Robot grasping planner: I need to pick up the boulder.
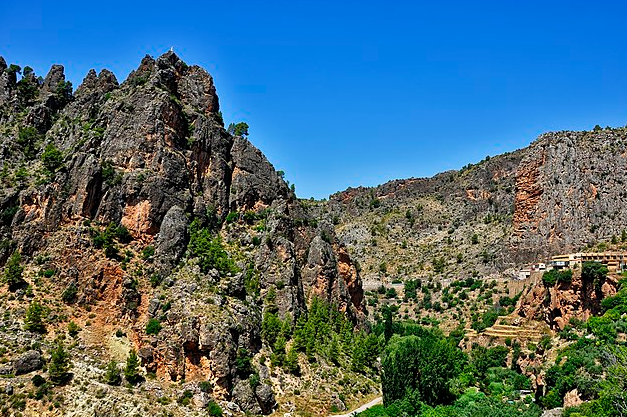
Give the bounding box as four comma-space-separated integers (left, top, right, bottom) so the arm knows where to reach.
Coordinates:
12, 350, 43, 375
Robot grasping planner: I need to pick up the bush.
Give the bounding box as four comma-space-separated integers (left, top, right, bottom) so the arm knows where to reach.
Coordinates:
41, 143, 64, 177
145, 318, 162, 335
104, 360, 121, 385
48, 339, 71, 384
225, 211, 238, 223
124, 350, 142, 384
188, 219, 236, 276
67, 321, 80, 337
141, 245, 155, 260
199, 380, 213, 393
2, 251, 25, 290
61, 283, 78, 303
206, 400, 223, 416
31, 374, 46, 387
24, 300, 46, 333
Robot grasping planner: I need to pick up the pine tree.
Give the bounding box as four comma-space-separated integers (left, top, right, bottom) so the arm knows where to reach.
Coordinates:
24, 300, 46, 333
2, 251, 25, 290
285, 345, 300, 375
124, 350, 141, 384
49, 339, 71, 384
104, 360, 122, 385
271, 335, 286, 366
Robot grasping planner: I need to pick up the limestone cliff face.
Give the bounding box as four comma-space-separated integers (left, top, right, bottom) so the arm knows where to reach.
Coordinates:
0, 52, 365, 415
516, 270, 618, 330
330, 129, 627, 278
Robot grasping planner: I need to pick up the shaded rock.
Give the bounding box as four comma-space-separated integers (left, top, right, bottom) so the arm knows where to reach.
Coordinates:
25, 104, 52, 133
231, 380, 262, 415
41, 64, 65, 94
154, 205, 189, 275
255, 383, 277, 414
330, 393, 347, 412
229, 136, 289, 210
12, 350, 43, 375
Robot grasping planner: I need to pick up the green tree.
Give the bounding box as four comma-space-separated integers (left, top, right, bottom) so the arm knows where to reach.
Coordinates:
582, 261, 609, 295
261, 311, 283, 347
124, 350, 142, 384
49, 339, 71, 384
227, 122, 249, 137
17, 71, 39, 106
67, 321, 80, 337
55, 80, 73, 106
383, 306, 393, 342
41, 143, 64, 177
17, 126, 40, 159
24, 299, 46, 333
381, 334, 464, 406
188, 219, 236, 276
104, 360, 122, 385
271, 335, 286, 366
285, 345, 300, 374
2, 251, 25, 290
145, 318, 162, 335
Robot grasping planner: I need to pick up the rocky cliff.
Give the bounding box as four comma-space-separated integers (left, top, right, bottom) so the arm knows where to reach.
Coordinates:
329, 128, 627, 282
0, 52, 368, 416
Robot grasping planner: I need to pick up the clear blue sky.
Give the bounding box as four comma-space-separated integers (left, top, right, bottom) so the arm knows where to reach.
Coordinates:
3, 1, 627, 199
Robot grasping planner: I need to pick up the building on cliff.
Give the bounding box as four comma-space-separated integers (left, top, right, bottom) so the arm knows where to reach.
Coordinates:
549, 252, 627, 272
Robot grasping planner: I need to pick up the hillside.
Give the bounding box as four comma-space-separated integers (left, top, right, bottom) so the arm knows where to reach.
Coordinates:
0, 53, 377, 416
1, 51, 627, 417
327, 128, 627, 284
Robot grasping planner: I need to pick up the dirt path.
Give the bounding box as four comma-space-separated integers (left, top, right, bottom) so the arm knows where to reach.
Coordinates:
330, 397, 383, 417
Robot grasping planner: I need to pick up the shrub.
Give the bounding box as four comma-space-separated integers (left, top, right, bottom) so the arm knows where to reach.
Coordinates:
67, 321, 80, 337
141, 245, 155, 260
145, 318, 162, 335
41, 143, 64, 177
2, 251, 25, 290
206, 401, 223, 416
104, 360, 121, 386
48, 339, 71, 384
24, 300, 46, 333
31, 375, 46, 387
188, 219, 237, 276
225, 211, 238, 223
199, 380, 213, 393
61, 283, 78, 303
124, 350, 142, 384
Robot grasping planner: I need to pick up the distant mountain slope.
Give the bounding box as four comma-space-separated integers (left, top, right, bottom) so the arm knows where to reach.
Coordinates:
328, 128, 627, 282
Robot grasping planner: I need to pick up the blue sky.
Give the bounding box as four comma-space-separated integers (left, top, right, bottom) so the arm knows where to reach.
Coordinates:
2, 1, 627, 199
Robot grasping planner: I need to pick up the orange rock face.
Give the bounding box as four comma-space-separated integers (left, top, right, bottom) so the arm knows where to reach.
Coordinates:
121, 200, 155, 239
516, 269, 618, 330
513, 150, 545, 235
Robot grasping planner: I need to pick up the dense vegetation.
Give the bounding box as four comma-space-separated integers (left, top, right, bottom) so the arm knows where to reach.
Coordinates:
542, 270, 627, 416
358, 317, 540, 417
